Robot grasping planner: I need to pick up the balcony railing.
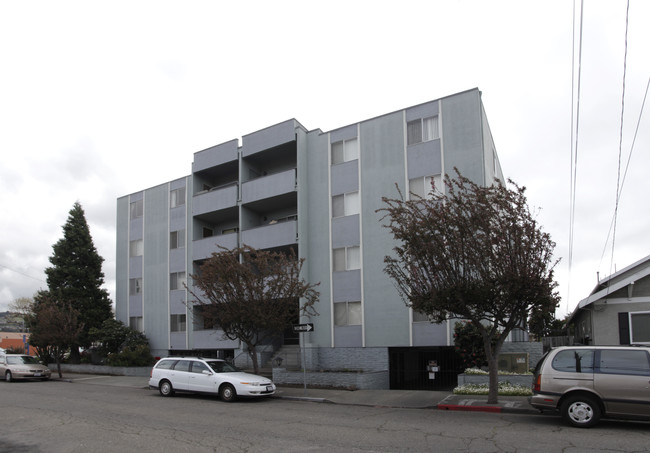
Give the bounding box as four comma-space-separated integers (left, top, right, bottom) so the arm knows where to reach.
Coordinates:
192, 183, 238, 217
241, 168, 296, 205
241, 218, 297, 249
192, 233, 238, 261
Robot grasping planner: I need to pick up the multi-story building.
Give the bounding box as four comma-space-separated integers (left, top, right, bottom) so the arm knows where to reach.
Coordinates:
116, 88, 504, 389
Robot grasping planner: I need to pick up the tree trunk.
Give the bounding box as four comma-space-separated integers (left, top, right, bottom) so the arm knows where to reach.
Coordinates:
68, 345, 81, 364
55, 356, 62, 378
486, 354, 499, 404
248, 346, 259, 374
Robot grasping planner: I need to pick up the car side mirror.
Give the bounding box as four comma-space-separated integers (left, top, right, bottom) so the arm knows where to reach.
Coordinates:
202, 370, 212, 375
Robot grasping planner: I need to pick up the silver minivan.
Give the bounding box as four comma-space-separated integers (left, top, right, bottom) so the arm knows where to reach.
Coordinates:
529, 346, 650, 427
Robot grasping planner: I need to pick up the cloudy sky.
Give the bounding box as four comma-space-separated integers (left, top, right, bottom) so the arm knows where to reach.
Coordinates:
1, 1, 648, 318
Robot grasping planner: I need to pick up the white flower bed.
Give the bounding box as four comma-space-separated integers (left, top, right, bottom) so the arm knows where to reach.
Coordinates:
453, 381, 532, 396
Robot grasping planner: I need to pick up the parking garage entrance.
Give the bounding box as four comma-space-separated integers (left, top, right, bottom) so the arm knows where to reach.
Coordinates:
389, 346, 463, 391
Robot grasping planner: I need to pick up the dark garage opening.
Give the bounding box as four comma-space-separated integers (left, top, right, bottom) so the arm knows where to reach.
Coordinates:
389, 346, 464, 390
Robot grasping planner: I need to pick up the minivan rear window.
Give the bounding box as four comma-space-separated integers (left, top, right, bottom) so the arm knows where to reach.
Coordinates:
552, 349, 594, 373
598, 350, 650, 376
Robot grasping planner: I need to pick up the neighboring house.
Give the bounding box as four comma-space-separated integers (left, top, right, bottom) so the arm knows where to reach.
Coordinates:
116, 88, 508, 389
567, 254, 650, 345
0, 332, 33, 355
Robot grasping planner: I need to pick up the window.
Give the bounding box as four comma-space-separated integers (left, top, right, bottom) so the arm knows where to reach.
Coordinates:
630, 312, 650, 343
129, 278, 142, 295
170, 272, 186, 291
334, 301, 362, 326
332, 191, 360, 218
412, 310, 430, 322
170, 314, 187, 332
170, 187, 186, 208
191, 361, 210, 374
331, 138, 359, 165
409, 175, 442, 199
170, 229, 185, 249
407, 116, 439, 145
598, 349, 650, 376
129, 316, 143, 332
130, 199, 143, 219
551, 349, 594, 373
129, 240, 143, 257
333, 246, 361, 271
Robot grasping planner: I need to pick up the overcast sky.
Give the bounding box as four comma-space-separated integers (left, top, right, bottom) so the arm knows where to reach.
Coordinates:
1, 1, 648, 318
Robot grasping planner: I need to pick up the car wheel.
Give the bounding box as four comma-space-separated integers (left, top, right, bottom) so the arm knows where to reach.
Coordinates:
159, 380, 174, 397
5, 371, 12, 383
220, 383, 236, 402
561, 395, 601, 428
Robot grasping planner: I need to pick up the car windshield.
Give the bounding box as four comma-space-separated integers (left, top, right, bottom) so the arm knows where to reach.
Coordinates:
7, 356, 40, 365
207, 361, 239, 373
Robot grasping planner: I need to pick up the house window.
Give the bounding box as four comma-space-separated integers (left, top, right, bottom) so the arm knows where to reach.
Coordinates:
129, 316, 143, 332
129, 240, 143, 257
630, 312, 650, 343
170, 230, 185, 249
334, 301, 362, 326
333, 246, 361, 271
409, 174, 442, 199
332, 191, 360, 218
129, 278, 142, 295
170, 187, 186, 208
331, 138, 359, 165
170, 272, 186, 291
407, 116, 439, 146
130, 199, 143, 219
170, 314, 186, 332
412, 310, 430, 322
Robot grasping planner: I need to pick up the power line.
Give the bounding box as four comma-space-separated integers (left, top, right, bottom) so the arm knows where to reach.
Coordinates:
0, 263, 46, 284
568, 0, 584, 312
609, 0, 630, 279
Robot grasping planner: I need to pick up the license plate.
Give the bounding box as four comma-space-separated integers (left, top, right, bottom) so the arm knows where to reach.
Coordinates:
266, 386, 273, 392
34, 373, 42, 377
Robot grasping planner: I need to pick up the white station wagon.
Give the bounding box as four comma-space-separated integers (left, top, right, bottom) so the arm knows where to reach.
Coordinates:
149, 357, 275, 402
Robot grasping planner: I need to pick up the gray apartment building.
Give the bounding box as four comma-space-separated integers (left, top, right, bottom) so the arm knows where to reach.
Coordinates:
116, 88, 504, 390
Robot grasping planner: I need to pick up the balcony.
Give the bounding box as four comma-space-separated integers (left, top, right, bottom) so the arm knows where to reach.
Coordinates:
241, 218, 297, 250
192, 232, 238, 261
192, 183, 238, 218
241, 168, 296, 209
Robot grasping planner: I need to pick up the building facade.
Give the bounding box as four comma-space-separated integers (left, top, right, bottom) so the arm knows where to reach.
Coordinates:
116, 88, 504, 388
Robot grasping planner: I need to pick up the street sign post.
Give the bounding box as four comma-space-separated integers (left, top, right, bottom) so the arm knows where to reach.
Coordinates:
292, 323, 314, 393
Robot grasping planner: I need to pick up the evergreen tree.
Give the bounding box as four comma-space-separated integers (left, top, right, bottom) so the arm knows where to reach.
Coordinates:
41, 202, 112, 362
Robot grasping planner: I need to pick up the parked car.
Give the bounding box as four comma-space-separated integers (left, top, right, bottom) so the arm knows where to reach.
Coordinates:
149, 357, 275, 402
0, 354, 52, 382
529, 346, 650, 427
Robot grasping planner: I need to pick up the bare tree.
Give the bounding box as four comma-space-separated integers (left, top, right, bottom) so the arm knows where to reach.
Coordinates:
379, 171, 559, 403
188, 246, 319, 374
29, 293, 84, 378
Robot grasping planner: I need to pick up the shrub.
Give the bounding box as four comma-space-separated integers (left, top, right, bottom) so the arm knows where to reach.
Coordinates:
106, 344, 154, 367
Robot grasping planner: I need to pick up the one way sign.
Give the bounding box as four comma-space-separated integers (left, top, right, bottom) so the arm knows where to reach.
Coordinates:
292, 323, 314, 333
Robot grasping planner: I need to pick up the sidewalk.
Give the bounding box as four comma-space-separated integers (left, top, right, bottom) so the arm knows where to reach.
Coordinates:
52, 373, 539, 414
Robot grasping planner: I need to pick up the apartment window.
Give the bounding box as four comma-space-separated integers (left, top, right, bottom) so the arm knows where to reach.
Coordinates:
409, 175, 442, 199
170, 229, 185, 249
630, 312, 650, 343
334, 301, 362, 326
170, 272, 186, 291
170, 314, 186, 332
331, 138, 359, 165
332, 191, 360, 218
129, 316, 143, 332
170, 187, 186, 208
129, 239, 143, 257
333, 246, 361, 271
412, 310, 430, 322
129, 278, 142, 295
407, 116, 439, 146
130, 199, 143, 219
